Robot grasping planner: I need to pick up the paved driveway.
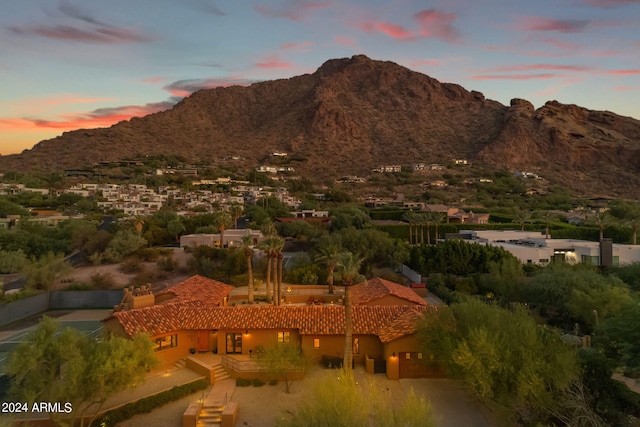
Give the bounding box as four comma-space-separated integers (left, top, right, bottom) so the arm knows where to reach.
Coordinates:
400, 378, 490, 427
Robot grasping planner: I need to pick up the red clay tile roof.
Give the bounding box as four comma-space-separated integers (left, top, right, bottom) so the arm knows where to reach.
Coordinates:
155, 275, 234, 307
350, 278, 427, 306
108, 303, 431, 338
378, 306, 435, 342
107, 301, 199, 337
104, 275, 432, 339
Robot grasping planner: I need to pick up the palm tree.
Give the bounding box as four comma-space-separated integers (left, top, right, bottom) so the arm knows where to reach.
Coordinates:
273, 236, 285, 306
420, 212, 432, 245
535, 210, 557, 239
241, 235, 255, 303
259, 236, 284, 304
430, 211, 447, 243
213, 210, 232, 248
337, 252, 364, 371
513, 209, 532, 231
314, 241, 342, 294
402, 211, 418, 245
592, 211, 609, 241
626, 216, 640, 245
229, 203, 244, 229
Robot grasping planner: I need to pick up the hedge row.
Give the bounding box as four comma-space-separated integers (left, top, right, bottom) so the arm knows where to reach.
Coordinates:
94, 378, 208, 426
376, 223, 634, 244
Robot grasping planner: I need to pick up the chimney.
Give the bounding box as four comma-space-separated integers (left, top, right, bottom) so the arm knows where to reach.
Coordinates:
599, 238, 613, 268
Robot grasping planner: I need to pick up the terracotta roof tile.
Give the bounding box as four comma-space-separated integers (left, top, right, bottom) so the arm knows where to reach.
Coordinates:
378, 306, 436, 342
350, 278, 426, 306
104, 275, 432, 339
155, 275, 234, 307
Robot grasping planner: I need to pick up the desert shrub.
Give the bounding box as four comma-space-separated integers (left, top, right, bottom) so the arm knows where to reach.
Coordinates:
156, 256, 176, 272
252, 378, 265, 387
268, 379, 278, 386
236, 378, 252, 387
93, 379, 207, 426
90, 272, 116, 290
137, 247, 174, 262
128, 267, 158, 287
65, 282, 94, 291
0, 250, 27, 273
119, 258, 144, 274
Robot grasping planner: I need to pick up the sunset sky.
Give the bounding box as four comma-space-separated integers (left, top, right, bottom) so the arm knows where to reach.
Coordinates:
1, 0, 639, 155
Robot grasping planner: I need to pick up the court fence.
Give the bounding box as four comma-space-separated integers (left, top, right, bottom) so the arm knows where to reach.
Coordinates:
0, 290, 122, 327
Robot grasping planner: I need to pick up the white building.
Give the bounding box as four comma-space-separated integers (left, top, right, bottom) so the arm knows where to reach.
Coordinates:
180, 229, 263, 249
458, 230, 640, 266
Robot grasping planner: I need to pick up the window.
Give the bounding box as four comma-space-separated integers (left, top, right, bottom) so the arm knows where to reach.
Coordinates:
313, 338, 320, 348
353, 338, 360, 355
277, 331, 290, 343
405, 353, 411, 359
154, 334, 178, 352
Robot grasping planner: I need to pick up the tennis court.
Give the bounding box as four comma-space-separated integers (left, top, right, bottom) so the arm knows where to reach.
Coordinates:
0, 310, 107, 375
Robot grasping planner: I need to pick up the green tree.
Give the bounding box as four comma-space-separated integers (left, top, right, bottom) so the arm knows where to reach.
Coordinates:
6, 317, 158, 426
276, 367, 434, 427
104, 229, 147, 263
167, 217, 185, 242
418, 299, 580, 424
257, 343, 306, 393
0, 249, 27, 273
337, 252, 364, 370
23, 251, 72, 290
329, 206, 371, 231
596, 303, 640, 377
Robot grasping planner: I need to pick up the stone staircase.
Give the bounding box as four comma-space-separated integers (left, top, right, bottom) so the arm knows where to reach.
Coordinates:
213, 363, 230, 382
196, 401, 224, 427
174, 357, 186, 370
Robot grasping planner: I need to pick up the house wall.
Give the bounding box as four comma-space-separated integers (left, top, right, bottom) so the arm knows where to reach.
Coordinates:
215, 329, 301, 356
300, 335, 381, 364
152, 330, 198, 369
383, 335, 422, 359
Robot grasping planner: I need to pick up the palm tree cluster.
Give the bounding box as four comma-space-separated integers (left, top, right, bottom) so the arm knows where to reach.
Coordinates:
402, 210, 446, 245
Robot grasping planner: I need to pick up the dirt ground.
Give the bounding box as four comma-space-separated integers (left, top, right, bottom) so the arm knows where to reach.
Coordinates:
54, 248, 194, 291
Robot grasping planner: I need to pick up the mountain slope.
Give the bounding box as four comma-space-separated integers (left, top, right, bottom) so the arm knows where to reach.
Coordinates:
1, 55, 639, 197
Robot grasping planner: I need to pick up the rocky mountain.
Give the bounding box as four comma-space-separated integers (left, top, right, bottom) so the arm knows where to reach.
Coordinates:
1, 55, 639, 197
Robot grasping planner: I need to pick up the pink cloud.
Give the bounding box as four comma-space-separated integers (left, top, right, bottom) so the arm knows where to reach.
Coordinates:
256, 55, 293, 69
409, 59, 441, 67
280, 41, 313, 51
613, 85, 639, 91
10, 24, 154, 44
413, 9, 459, 42
334, 36, 357, 48
254, 1, 329, 21
539, 37, 583, 51
515, 16, 591, 33
606, 69, 640, 76
488, 64, 595, 72
163, 78, 254, 97
23, 99, 179, 130
584, 0, 640, 7
373, 22, 415, 39
471, 73, 559, 80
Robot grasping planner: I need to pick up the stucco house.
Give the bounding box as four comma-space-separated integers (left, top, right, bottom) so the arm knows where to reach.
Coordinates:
103, 275, 436, 380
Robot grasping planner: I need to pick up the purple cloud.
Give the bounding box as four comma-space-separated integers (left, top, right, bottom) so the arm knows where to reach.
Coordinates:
254, 1, 329, 21
413, 9, 459, 42
163, 78, 255, 96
